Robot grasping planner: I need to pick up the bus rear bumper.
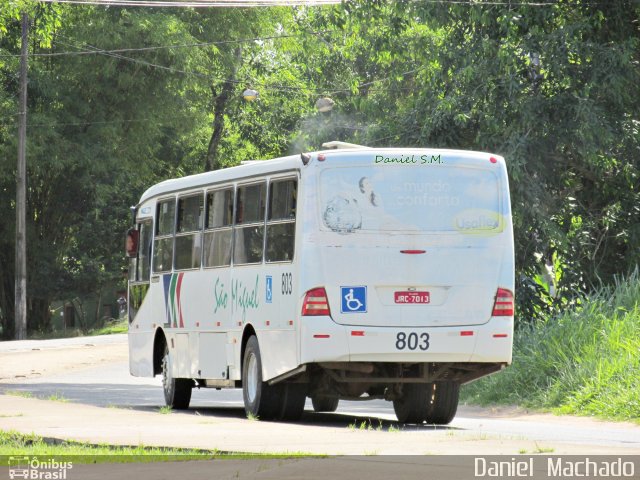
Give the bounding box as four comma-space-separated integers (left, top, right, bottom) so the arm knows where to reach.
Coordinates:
300, 316, 513, 365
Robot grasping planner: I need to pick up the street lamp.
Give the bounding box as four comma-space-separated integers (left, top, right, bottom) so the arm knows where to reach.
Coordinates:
242, 87, 259, 101
315, 96, 334, 113
528, 52, 544, 85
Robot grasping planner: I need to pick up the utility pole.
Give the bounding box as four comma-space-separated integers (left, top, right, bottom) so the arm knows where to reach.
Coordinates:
15, 12, 28, 340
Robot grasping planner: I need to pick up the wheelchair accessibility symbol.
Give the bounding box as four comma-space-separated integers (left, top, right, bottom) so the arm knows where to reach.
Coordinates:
341, 286, 367, 313
266, 276, 273, 304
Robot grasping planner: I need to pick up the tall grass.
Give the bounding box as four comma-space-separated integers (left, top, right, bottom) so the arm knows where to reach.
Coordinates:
0, 430, 218, 459
26, 319, 128, 340
462, 272, 640, 421
0, 430, 319, 460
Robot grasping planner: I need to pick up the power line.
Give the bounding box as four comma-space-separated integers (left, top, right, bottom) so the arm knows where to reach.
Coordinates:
0, 31, 327, 58
23, 121, 362, 129
57, 37, 214, 79
39, 0, 341, 7
36, 0, 628, 7
4, 0, 616, 107
47, 33, 429, 95
409, 0, 632, 5
0, 0, 622, 64
1, 118, 157, 128
56, 37, 316, 91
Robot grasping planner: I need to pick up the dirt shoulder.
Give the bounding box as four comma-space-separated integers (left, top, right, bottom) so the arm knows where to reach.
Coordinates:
0, 335, 128, 383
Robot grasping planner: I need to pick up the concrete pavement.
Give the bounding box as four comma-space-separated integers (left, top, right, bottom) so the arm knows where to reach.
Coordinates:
1, 394, 638, 456
1, 334, 639, 456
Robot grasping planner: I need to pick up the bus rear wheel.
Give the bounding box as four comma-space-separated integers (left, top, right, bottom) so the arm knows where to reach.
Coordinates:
392, 383, 428, 424
278, 384, 307, 421
424, 381, 459, 425
162, 344, 192, 409
242, 336, 280, 420
311, 396, 339, 413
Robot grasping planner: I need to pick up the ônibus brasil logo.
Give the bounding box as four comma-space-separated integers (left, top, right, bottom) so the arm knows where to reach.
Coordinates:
8, 457, 73, 480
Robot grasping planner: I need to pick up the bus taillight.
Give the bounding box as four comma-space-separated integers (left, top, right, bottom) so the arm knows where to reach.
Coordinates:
301, 287, 331, 316
492, 288, 514, 316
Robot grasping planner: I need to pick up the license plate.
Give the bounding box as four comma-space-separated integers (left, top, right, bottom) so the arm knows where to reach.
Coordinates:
394, 291, 430, 304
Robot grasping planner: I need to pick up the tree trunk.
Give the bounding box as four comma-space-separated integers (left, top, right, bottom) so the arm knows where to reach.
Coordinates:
28, 297, 51, 334
204, 47, 242, 172
95, 288, 102, 328
0, 274, 14, 339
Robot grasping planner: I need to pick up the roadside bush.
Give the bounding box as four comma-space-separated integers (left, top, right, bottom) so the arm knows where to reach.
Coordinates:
462, 271, 640, 421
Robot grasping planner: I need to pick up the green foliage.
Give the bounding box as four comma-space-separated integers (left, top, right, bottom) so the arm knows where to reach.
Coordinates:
462, 272, 640, 421
303, 1, 640, 322
0, 1, 62, 50
0, 6, 214, 335
90, 318, 127, 336
24, 317, 126, 339
0, 2, 638, 336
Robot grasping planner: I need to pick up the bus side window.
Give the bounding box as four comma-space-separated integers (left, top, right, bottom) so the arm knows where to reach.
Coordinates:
234, 182, 266, 265
266, 178, 296, 263
153, 199, 175, 273
175, 194, 204, 270
204, 188, 233, 268
128, 245, 137, 283
136, 220, 152, 281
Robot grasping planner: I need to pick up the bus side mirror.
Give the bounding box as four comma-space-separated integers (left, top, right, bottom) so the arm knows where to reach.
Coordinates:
126, 229, 139, 258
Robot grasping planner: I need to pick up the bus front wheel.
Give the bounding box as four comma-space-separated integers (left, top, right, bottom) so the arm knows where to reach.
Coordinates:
242, 336, 280, 420
162, 344, 192, 409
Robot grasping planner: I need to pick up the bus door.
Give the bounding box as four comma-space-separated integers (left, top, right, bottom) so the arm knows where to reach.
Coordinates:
151, 197, 176, 331
265, 176, 298, 330
127, 218, 152, 325
127, 208, 154, 377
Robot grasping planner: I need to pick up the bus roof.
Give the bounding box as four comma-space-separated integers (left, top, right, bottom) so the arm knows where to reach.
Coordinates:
137, 147, 503, 205
138, 154, 301, 204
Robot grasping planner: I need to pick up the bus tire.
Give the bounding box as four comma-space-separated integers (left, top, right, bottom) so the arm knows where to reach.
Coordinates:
311, 396, 339, 413
242, 336, 280, 420
278, 384, 307, 421
393, 383, 428, 424
162, 345, 192, 409
425, 381, 459, 425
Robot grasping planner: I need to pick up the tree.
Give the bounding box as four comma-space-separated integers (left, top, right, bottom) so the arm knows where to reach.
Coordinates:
0, 0, 63, 337
1, 1, 637, 336
0, 5, 209, 336
177, 7, 313, 170
295, 1, 640, 320
0, 4, 317, 337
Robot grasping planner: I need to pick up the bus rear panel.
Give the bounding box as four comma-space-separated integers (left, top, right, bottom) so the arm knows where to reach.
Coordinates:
296, 149, 514, 418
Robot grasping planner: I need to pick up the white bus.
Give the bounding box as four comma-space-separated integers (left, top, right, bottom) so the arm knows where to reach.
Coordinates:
126, 143, 514, 424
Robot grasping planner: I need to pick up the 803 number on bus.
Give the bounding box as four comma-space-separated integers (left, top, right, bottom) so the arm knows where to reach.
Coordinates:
395, 332, 430, 351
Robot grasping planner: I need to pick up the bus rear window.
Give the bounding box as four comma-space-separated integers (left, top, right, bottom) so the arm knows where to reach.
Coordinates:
319, 166, 501, 233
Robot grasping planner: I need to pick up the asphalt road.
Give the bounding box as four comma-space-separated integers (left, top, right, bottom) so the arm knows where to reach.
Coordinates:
1, 334, 639, 456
